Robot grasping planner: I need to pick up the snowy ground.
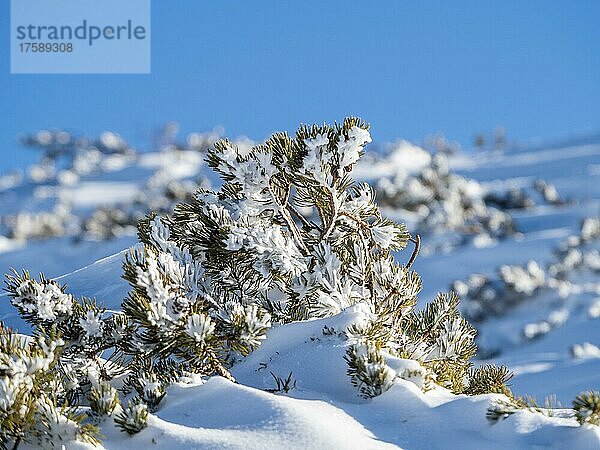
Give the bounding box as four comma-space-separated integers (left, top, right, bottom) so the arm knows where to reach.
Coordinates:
1, 136, 599, 449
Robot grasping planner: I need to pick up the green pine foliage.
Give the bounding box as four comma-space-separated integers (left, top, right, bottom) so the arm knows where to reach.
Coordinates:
88, 381, 120, 416
486, 398, 522, 423
4, 271, 128, 399
345, 342, 397, 398
487, 391, 600, 427
573, 391, 600, 426
0, 324, 99, 449
114, 398, 148, 435
2, 272, 125, 447
465, 364, 513, 396
126, 370, 166, 412
266, 372, 297, 394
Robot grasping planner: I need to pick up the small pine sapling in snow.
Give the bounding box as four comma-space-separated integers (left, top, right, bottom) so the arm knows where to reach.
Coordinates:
88, 381, 120, 416
114, 398, 149, 435
5, 118, 569, 444
487, 392, 600, 427
486, 398, 522, 423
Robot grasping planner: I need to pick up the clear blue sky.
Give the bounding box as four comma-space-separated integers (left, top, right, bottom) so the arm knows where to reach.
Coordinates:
1, 1, 599, 172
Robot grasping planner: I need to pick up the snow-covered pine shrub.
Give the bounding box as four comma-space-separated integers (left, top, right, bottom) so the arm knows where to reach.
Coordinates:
20, 129, 134, 179
455, 216, 600, 328
464, 364, 513, 396
122, 117, 509, 400
453, 260, 545, 323
4, 203, 75, 242
125, 369, 166, 411
10, 118, 577, 444
0, 171, 23, 194
79, 177, 210, 242
1, 272, 145, 445
3, 119, 596, 445
499, 261, 545, 296
571, 342, 600, 360
484, 187, 535, 210
18, 128, 137, 189
488, 390, 600, 428
486, 395, 560, 424
455, 260, 574, 343
81, 206, 137, 241
114, 398, 148, 435
4, 272, 129, 406
2, 126, 221, 245
0, 129, 137, 245
0, 324, 100, 449
549, 217, 600, 279
373, 142, 516, 245
3, 270, 187, 443
345, 342, 398, 398
534, 179, 566, 206
484, 179, 567, 211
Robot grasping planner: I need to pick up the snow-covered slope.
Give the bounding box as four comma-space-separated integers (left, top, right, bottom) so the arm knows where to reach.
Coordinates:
29, 304, 600, 450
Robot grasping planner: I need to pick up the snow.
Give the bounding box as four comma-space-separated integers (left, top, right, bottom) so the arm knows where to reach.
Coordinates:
2, 135, 600, 449
20, 305, 599, 450
353, 140, 431, 180
59, 181, 141, 207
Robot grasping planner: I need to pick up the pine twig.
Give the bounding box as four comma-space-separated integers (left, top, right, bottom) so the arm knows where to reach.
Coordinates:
406, 234, 421, 269
287, 203, 311, 229
338, 211, 369, 229
269, 185, 309, 255
283, 182, 313, 230
207, 348, 237, 383
321, 187, 340, 240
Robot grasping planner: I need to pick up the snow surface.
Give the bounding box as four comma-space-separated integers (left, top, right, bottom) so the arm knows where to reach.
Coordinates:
23, 306, 600, 450
2, 137, 600, 449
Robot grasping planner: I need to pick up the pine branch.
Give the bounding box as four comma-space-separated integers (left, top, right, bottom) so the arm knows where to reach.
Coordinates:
269, 184, 309, 255
406, 234, 421, 269
321, 186, 341, 240
206, 348, 237, 383
287, 203, 311, 229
